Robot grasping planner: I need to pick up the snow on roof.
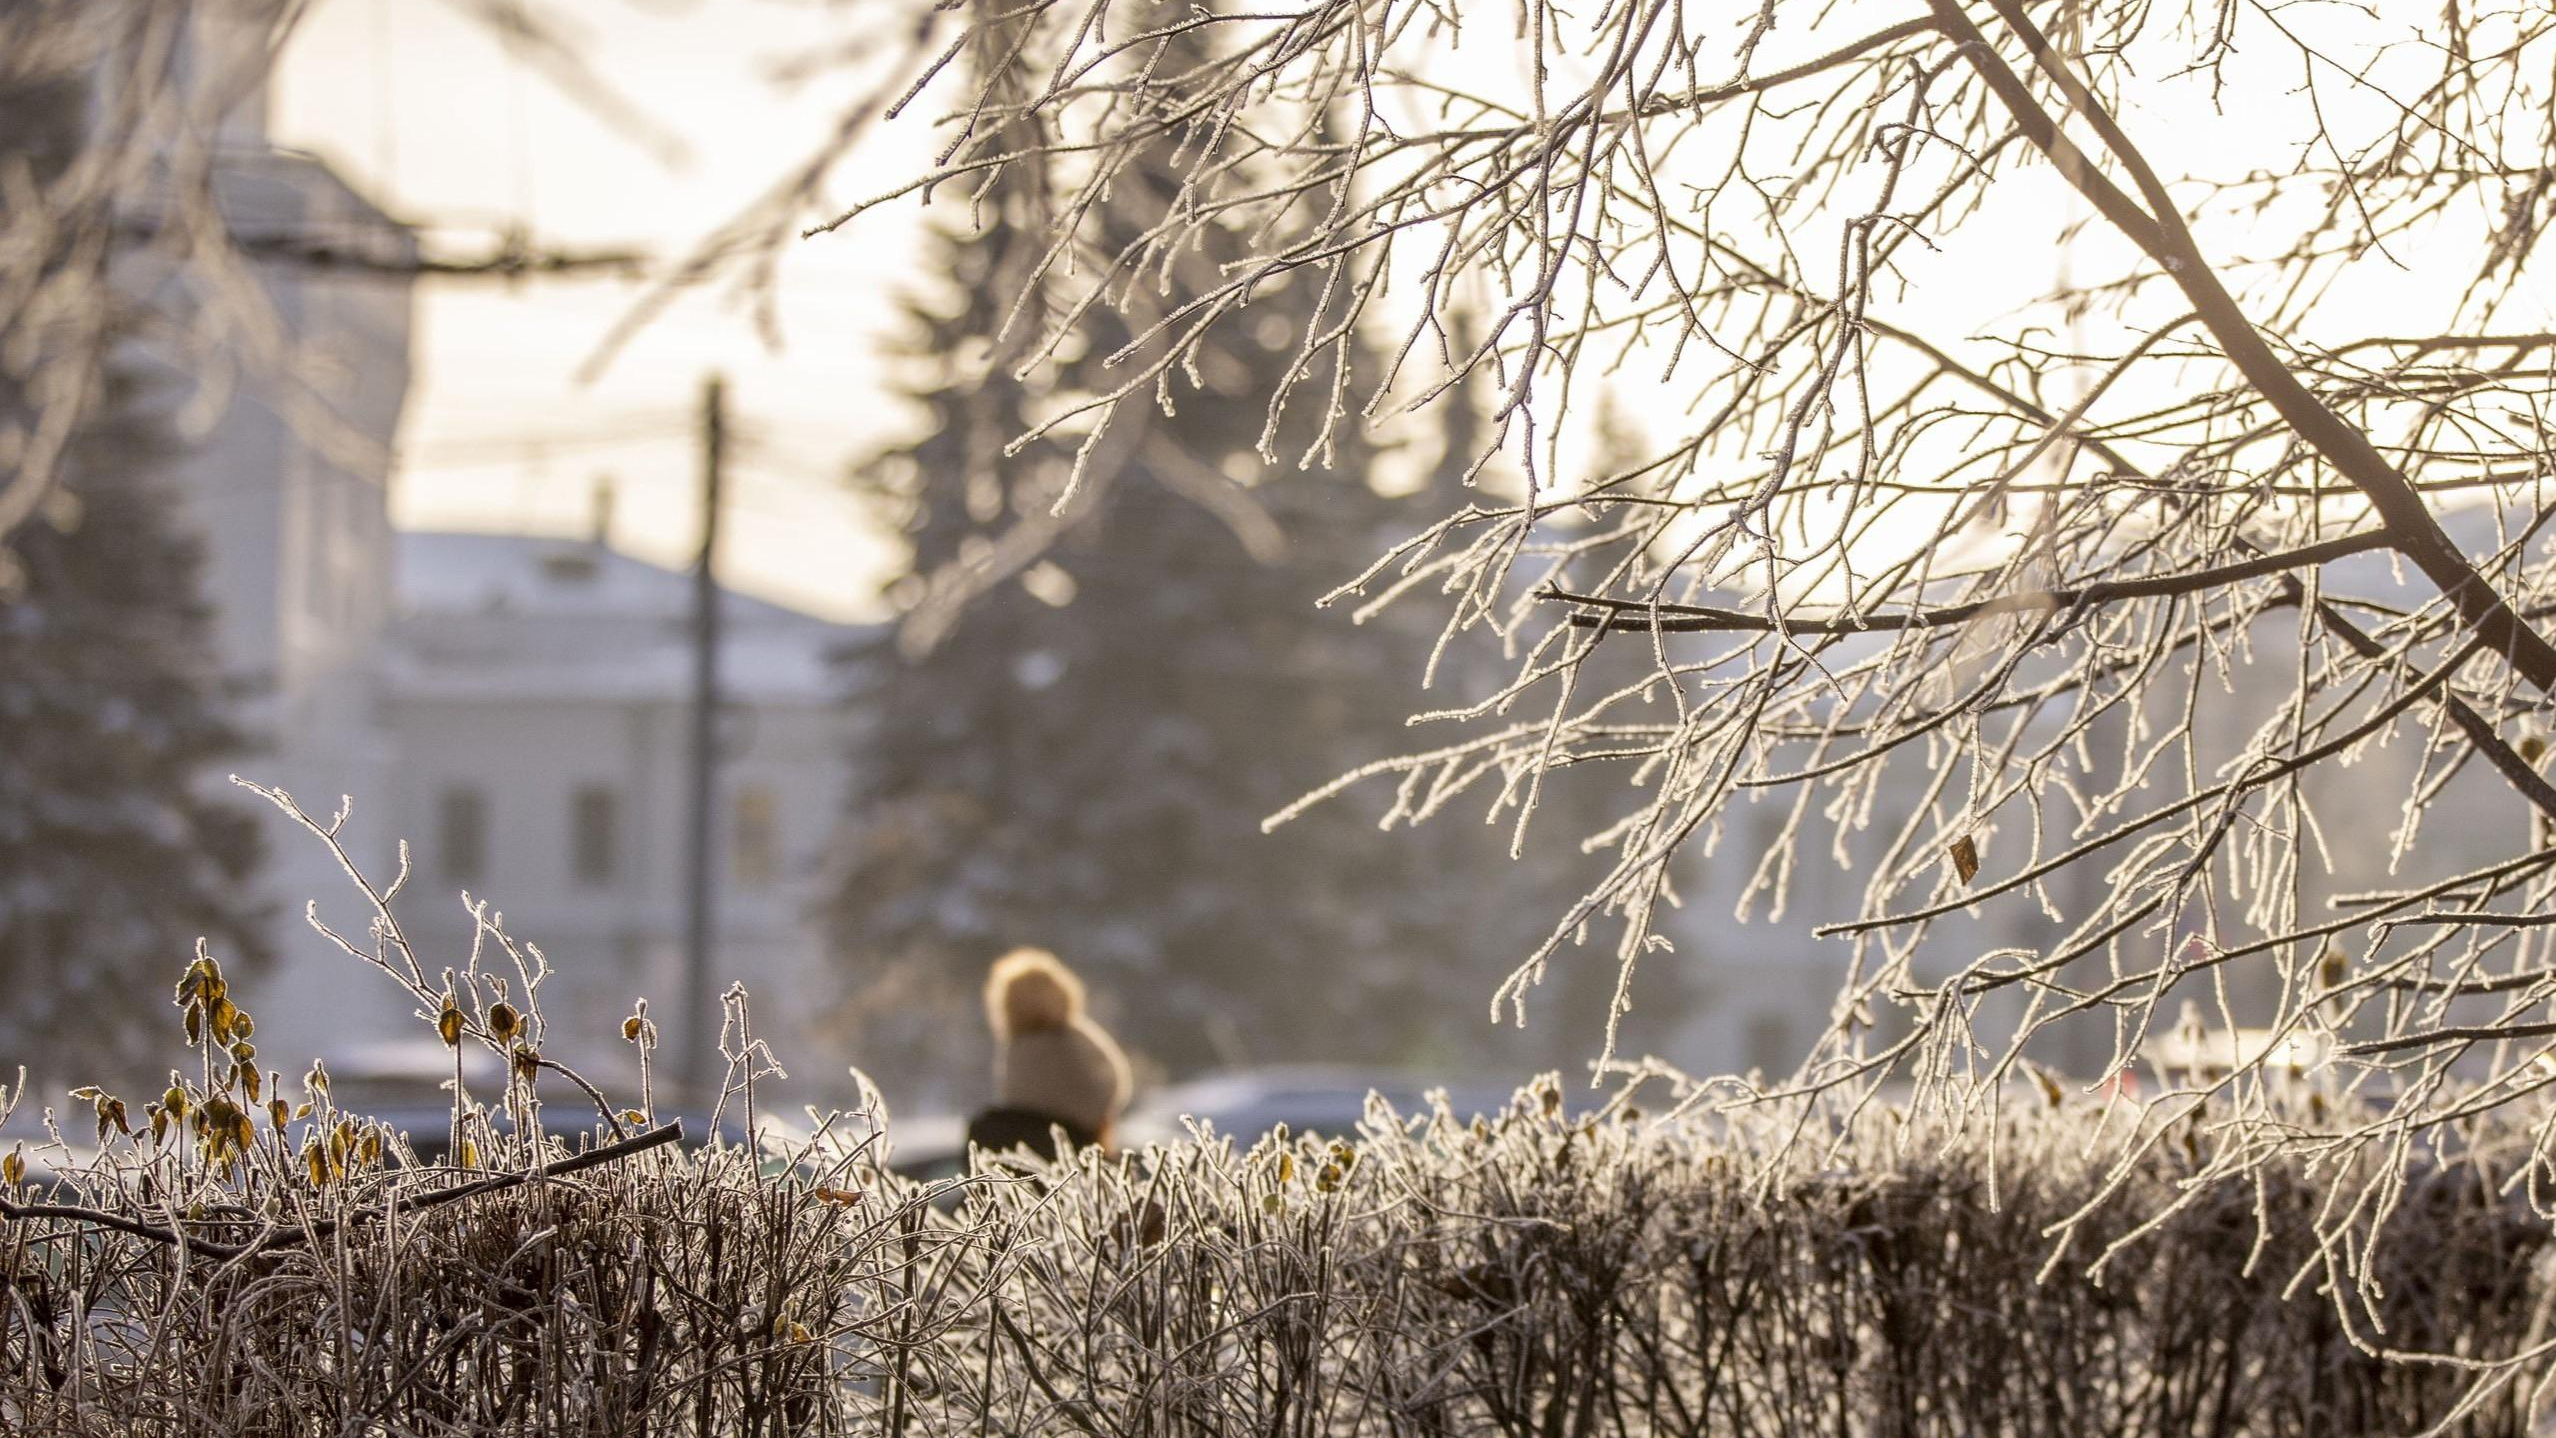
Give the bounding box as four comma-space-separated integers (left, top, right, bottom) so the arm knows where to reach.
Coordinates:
397, 531, 821, 624
390, 531, 870, 703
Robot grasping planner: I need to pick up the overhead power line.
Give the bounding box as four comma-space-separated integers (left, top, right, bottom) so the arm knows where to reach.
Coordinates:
114, 218, 651, 281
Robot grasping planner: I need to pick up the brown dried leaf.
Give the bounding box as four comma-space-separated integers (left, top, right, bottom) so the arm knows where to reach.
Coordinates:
1949, 834, 1980, 885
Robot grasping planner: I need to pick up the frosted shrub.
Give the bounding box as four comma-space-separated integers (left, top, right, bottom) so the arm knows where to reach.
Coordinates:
0, 788, 958, 1436
3, 789, 2549, 1434
882, 1084, 2550, 1437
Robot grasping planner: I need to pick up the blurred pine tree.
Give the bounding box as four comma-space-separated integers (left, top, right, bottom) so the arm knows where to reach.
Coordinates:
0, 62, 269, 1087
819, 18, 1660, 1095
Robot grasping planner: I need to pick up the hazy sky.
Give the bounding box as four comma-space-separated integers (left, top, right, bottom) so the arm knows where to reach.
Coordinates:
274, 1, 927, 621
268, 2, 2548, 625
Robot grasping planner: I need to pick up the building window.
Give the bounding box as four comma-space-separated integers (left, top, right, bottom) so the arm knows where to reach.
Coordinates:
733, 785, 779, 888
571, 785, 619, 887
438, 786, 487, 887
1744, 1011, 1795, 1079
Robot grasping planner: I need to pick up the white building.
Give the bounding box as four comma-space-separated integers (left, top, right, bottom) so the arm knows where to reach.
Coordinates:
123, 41, 418, 1075
380, 528, 859, 1090
135, 32, 864, 1104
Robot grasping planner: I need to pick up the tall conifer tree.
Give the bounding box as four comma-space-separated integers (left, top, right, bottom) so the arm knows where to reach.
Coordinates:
0, 63, 268, 1083
824, 20, 1638, 1090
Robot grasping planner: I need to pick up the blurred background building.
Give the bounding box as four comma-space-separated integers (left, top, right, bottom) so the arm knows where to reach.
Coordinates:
381, 523, 856, 1082
135, 59, 417, 1075
66, 21, 863, 1110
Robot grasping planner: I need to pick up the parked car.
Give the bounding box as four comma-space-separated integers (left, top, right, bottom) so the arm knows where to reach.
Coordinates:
875, 1068, 1531, 1183
876, 1113, 972, 1184
341, 1103, 750, 1166
311, 1039, 750, 1165
1121, 1065, 1523, 1148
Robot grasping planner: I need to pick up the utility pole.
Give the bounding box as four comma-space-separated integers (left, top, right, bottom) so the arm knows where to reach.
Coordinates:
677, 374, 725, 1104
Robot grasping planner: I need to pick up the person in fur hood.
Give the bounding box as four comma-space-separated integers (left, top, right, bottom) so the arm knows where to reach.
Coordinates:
966, 947, 1132, 1157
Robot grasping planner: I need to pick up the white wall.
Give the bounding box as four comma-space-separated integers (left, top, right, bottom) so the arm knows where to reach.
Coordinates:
379, 688, 849, 1099
141, 149, 414, 1070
